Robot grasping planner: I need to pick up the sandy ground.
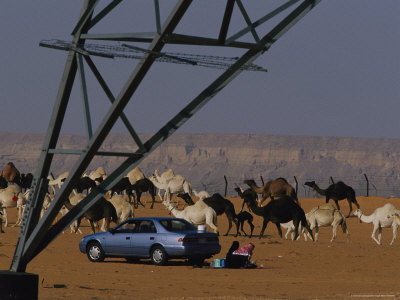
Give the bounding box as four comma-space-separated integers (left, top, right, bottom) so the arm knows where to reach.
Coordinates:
1, 195, 400, 300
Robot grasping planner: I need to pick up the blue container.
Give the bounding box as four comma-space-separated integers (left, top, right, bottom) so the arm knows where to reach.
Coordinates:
220, 259, 225, 268
213, 258, 225, 268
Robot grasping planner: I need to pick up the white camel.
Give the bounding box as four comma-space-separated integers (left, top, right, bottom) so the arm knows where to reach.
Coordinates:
84, 166, 107, 182
152, 169, 185, 200
193, 190, 210, 201
126, 166, 145, 185
107, 194, 134, 222
0, 185, 26, 227
281, 203, 348, 242
353, 203, 400, 245
47, 171, 69, 194
303, 205, 349, 242
162, 199, 218, 234
149, 173, 193, 203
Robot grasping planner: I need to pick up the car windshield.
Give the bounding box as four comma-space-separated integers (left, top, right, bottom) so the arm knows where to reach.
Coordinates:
159, 219, 197, 232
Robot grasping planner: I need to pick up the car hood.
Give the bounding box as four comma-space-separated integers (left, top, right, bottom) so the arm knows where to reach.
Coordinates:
82, 231, 112, 240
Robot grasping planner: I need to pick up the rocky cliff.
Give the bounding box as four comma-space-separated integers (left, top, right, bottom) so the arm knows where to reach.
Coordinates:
1, 132, 399, 197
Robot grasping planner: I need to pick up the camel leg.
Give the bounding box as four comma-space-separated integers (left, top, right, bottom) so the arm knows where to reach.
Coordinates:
347, 200, 353, 217
275, 223, 283, 238
89, 220, 97, 234
136, 192, 145, 208
206, 213, 219, 235
371, 225, 381, 245
248, 221, 254, 238
74, 218, 82, 234
103, 218, 111, 232
240, 220, 247, 236
223, 217, 232, 236
150, 192, 156, 209
234, 220, 241, 237
3, 209, 8, 227
224, 214, 237, 236
303, 219, 314, 242
390, 224, 398, 245
331, 224, 338, 242
377, 227, 382, 245
334, 200, 340, 212
259, 218, 269, 239
0, 217, 3, 233
284, 227, 292, 239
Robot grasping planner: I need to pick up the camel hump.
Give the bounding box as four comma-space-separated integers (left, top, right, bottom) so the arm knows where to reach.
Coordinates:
1, 162, 20, 182
275, 177, 288, 184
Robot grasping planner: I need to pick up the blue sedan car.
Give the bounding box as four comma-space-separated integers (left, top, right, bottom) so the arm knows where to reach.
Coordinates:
79, 217, 221, 266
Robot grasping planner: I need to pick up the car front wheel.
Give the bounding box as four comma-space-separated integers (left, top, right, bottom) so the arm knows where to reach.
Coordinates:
86, 242, 105, 262
151, 246, 168, 266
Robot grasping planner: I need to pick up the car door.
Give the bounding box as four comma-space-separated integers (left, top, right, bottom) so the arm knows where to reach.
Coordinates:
103, 221, 137, 256
130, 220, 157, 257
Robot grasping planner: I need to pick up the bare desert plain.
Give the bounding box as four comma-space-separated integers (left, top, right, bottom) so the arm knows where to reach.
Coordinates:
1, 195, 400, 300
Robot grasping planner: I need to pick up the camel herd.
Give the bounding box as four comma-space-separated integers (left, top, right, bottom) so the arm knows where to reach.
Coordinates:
1, 162, 400, 247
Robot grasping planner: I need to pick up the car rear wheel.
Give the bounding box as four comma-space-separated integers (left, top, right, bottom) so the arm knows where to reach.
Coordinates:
151, 246, 168, 266
86, 242, 105, 262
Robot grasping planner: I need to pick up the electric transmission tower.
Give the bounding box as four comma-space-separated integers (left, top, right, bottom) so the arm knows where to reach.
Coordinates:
10, 0, 322, 274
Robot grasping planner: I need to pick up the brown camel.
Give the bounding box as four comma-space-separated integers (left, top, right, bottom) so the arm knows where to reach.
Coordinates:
244, 178, 299, 205
304, 180, 360, 217
64, 197, 118, 234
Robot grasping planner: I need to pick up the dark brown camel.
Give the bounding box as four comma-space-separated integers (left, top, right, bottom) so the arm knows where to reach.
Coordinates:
64, 197, 118, 234
234, 187, 313, 240
131, 178, 157, 209
244, 178, 299, 205
235, 211, 255, 238
304, 180, 360, 217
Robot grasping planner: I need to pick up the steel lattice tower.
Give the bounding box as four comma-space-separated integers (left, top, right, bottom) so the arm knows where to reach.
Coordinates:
9, 0, 322, 275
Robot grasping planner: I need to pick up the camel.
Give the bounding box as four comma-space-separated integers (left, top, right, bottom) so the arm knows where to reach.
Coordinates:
108, 177, 135, 204
149, 173, 192, 203
234, 187, 313, 240
64, 195, 118, 234
47, 171, 69, 194
353, 203, 400, 245
107, 194, 134, 222
126, 166, 145, 185
20, 173, 33, 192
161, 198, 219, 234
0, 185, 26, 227
177, 193, 195, 206
131, 178, 157, 209
235, 211, 255, 238
1, 162, 21, 186
40, 192, 55, 219
152, 169, 186, 200
69, 176, 97, 194
293, 204, 348, 242
281, 203, 338, 240
178, 193, 238, 236
86, 167, 107, 182
304, 181, 360, 217
193, 190, 210, 201
244, 178, 299, 205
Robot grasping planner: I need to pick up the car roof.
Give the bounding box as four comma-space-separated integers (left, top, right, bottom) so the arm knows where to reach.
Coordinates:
123, 217, 186, 222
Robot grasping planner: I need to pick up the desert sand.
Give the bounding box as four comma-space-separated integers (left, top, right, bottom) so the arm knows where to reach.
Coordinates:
1, 196, 400, 299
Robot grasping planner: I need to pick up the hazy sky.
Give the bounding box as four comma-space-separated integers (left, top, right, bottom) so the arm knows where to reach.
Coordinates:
1, 1, 399, 139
